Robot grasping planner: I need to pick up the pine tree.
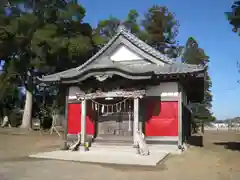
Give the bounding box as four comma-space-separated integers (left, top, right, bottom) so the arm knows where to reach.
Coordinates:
141, 5, 182, 58
95, 5, 183, 58
182, 37, 215, 123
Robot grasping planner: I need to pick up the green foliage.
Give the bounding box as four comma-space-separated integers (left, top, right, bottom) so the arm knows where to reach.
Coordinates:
124, 10, 140, 34
182, 37, 209, 66
225, 1, 240, 35
0, 72, 19, 117
142, 5, 180, 56
8, 109, 22, 127
94, 16, 121, 45
0, 0, 95, 121
95, 5, 182, 58
0, 0, 93, 76
225, 1, 240, 84
182, 37, 215, 122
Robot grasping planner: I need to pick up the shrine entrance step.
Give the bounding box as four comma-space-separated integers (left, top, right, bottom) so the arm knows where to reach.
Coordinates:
93, 135, 133, 146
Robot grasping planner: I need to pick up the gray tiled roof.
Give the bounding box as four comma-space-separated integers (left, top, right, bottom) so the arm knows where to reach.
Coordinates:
38, 62, 205, 83
119, 27, 173, 64
131, 63, 205, 74
76, 26, 172, 71
39, 25, 206, 83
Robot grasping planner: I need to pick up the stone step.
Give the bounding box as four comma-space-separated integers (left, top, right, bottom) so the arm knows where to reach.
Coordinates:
93, 135, 133, 145
93, 141, 133, 146
91, 145, 137, 153
95, 135, 133, 140
91, 143, 180, 154
93, 138, 132, 144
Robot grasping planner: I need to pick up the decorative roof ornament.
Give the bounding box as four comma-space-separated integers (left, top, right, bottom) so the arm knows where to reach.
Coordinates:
94, 74, 111, 82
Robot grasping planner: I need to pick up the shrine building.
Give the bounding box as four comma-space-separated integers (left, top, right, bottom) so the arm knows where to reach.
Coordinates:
39, 26, 206, 149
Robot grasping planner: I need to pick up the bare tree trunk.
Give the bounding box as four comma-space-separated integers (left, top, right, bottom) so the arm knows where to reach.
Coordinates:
20, 89, 33, 128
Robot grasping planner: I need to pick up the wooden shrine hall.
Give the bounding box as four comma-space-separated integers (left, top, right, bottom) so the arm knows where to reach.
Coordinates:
38, 25, 206, 150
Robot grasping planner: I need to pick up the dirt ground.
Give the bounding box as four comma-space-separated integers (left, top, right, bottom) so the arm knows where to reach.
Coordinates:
0, 129, 239, 180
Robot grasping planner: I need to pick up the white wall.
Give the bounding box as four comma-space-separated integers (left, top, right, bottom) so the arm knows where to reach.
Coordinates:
178, 84, 188, 105
68, 86, 83, 100
110, 45, 142, 61
109, 45, 153, 67
146, 82, 179, 97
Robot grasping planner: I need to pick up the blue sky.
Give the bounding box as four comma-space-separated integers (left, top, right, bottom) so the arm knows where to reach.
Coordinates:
78, 0, 239, 120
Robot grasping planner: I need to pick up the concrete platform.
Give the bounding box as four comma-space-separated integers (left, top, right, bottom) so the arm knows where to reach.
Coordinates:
29, 148, 170, 166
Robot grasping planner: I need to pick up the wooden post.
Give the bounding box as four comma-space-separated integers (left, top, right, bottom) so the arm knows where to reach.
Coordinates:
61, 86, 69, 150
133, 97, 139, 146
178, 91, 183, 148
139, 121, 143, 133
81, 99, 87, 144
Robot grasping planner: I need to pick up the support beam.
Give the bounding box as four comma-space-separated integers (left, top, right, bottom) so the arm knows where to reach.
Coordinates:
139, 121, 143, 133
61, 87, 69, 150
81, 99, 87, 144
178, 91, 183, 148
133, 97, 139, 146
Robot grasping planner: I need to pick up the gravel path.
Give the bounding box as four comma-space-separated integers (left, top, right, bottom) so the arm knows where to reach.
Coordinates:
0, 130, 239, 180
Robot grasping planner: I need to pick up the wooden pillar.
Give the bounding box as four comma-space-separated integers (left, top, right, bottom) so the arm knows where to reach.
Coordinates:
139, 121, 143, 133
81, 99, 87, 144
61, 86, 69, 150
178, 91, 183, 148
133, 97, 139, 146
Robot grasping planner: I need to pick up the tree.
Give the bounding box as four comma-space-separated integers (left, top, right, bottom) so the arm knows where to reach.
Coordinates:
225, 1, 240, 81
95, 5, 182, 58
141, 5, 182, 58
0, 0, 94, 128
182, 37, 215, 123
95, 16, 120, 44
94, 9, 140, 44
124, 10, 140, 34
93, 10, 142, 49
0, 72, 19, 125
225, 0, 240, 34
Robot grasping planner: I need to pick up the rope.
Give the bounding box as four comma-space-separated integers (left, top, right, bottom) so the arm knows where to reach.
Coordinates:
90, 97, 133, 115
90, 97, 131, 106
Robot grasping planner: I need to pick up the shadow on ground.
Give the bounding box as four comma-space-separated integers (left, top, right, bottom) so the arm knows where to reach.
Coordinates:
214, 142, 240, 151
0, 156, 47, 163
187, 135, 204, 147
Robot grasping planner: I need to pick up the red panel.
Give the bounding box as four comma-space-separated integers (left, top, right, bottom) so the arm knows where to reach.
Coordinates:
86, 103, 95, 135
68, 103, 81, 134
67, 103, 95, 135
145, 101, 178, 136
